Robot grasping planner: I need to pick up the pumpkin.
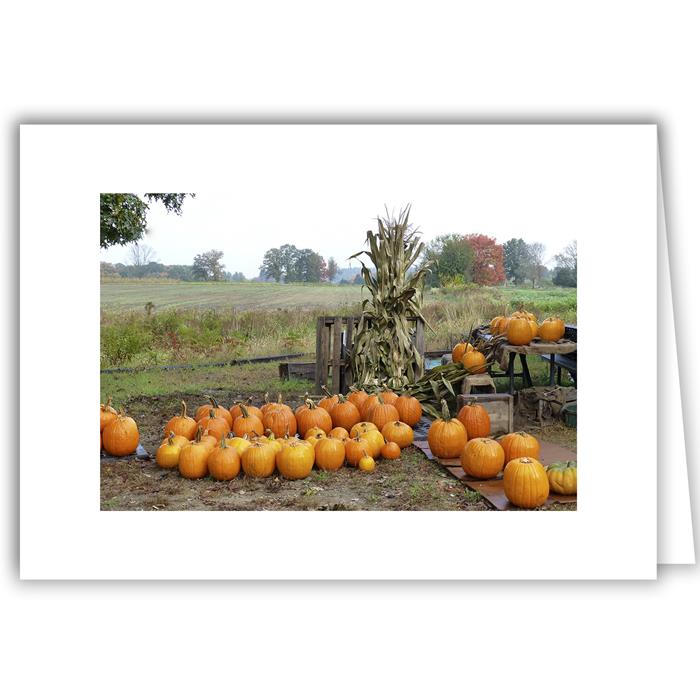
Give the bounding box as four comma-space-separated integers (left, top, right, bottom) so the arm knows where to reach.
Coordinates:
195, 395, 233, 428
293, 393, 310, 418
263, 406, 298, 439
427, 399, 467, 459
461, 349, 488, 374
350, 421, 378, 438
330, 394, 361, 431
164, 400, 197, 440
538, 317, 565, 342
394, 394, 422, 427
358, 452, 376, 472
329, 426, 349, 441
296, 399, 332, 436
360, 392, 380, 421
207, 436, 241, 480
380, 388, 399, 405
225, 433, 251, 457
230, 397, 264, 423
161, 432, 189, 449
196, 409, 229, 441
381, 441, 401, 460
504, 457, 550, 508
156, 433, 182, 468
304, 428, 326, 446
345, 435, 371, 466
276, 441, 315, 480
451, 340, 474, 364
460, 438, 505, 478
178, 430, 211, 479
102, 409, 139, 456
499, 431, 540, 463
456, 402, 490, 439
199, 430, 219, 451
381, 421, 414, 449
232, 404, 265, 438
100, 396, 118, 432
528, 319, 539, 339
489, 316, 506, 336
241, 441, 277, 478
318, 385, 341, 414
361, 429, 385, 458
314, 437, 346, 471
506, 317, 533, 346
546, 460, 577, 495
347, 387, 369, 411
367, 395, 400, 431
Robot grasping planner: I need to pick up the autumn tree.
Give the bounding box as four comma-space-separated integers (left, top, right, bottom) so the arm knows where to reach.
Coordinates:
192, 249, 226, 281
422, 234, 474, 287
464, 234, 505, 286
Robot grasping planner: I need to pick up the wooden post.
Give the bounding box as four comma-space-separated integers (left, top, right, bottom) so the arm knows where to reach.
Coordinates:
315, 317, 329, 393
414, 318, 425, 378
343, 316, 356, 392
331, 318, 343, 394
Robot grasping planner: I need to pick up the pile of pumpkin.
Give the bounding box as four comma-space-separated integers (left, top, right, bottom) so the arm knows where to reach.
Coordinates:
152, 388, 424, 481
427, 399, 577, 508
100, 397, 140, 456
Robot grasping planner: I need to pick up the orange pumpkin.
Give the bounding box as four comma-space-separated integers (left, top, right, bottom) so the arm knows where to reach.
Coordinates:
499, 431, 541, 463
296, 399, 332, 436
330, 394, 361, 432
360, 393, 380, 421
207, 436, 241, 480
329, 426, 349, 441
318, 385, 340, 414
528, 319, 539, 339
345, 435, 371, 467
393, 394, 422, 427
361, 429, 385, 458
241, 442, 277, 478
367, 395, 400, 431
199, 430, 219, 451
461, 349, 488, 374
456, 402, 491, 439
100, 396, 118, 432
178, 431, 211, 479
381, 421, 414, 449
276, 441, 315, 480
156, 433, 182, 468
538, 317, 565, 342
347, 387, 369, 411
506, 317, 534, 346
263, 406, 298, 439
451, 341, 474, 363
164, 400, 197, 440
503, 457, 549, 508
161, 432, 189, 449
349, 421, 378, 438
489, 316, 506, 335
102, 409, 139, 457
230, 397, 264, 423
381, 441, 401, 460
195, 396, 233, 428
314, 437, 346, 471
196, 409, 229, 441
379, 388, 399, 405
225, 434, 251, 456
460, 438, 505, 478
427, 400, 467, 459
232, 404, 265, 438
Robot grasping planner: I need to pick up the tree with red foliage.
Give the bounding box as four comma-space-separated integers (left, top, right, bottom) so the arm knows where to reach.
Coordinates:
464, 234, 505, 286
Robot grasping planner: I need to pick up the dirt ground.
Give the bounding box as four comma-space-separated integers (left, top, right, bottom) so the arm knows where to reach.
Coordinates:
101, 393, 577, 512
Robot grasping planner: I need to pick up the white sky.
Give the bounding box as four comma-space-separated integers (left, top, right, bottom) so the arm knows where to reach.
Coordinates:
99, 126, 578, 277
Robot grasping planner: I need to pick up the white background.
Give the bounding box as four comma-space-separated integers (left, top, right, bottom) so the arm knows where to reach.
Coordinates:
3, 2, 698, 699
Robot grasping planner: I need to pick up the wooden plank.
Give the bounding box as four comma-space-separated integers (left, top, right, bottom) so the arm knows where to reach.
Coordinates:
315, 317, 329, 393
414, 318, 425, 378
343, 316, 355, 392
331, 317, 343, 394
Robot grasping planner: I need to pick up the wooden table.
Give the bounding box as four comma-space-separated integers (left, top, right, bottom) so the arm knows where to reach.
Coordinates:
495, 340, 577, 394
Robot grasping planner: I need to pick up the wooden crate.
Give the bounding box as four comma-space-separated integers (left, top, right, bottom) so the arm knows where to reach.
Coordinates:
278, 362, 316, 382
457, 393, 514, 435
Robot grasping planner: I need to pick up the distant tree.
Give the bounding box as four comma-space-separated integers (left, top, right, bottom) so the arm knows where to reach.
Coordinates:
422, 234, 474, 287
192, 250, 226, 281
326, 257, 339, 283
229, 271, 247, 282
503, 238, 529, 285
100, 261, 118, 277
260, 244, 326, 283
127, 241, 158, 272
552, 240, 577, 287
166, 264, 195, 281
100, 193, 194, 248
523, 242, 546, 288
260, 247, 285, 282
465, 234, 505, 286
352, 273, 364, 285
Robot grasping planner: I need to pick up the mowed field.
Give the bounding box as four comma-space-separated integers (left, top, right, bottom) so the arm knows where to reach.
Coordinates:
101, 279, 366, 311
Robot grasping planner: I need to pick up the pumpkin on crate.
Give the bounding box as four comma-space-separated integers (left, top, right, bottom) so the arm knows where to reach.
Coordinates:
503, 457, 550, 508
538, 317, 566, 342
345, 435, 371, 467
314, 437, 346, 471
460, 438, 505, 479
393, 394, 422, 427
241, 441, 277, 478
381, 420, 414, 449
506, 317, 534, 346
100, 396, 118, 433
276, 441, 315, 480
456, 401, 490, 439
461, 348, 488, 374
296, 399, 332, 436
195, 396, 233, 429
232, 404, 265, 438
196, 409, 229, 441
499, 431, 540, 463
318, 386, 341, 414
230, 397, 264, 423
546, 460, 577, 495
367, 395, 400, 431
102, 409, 140, 457
207, 436, 241, 480
156, 433, 183, 468
427, 400, 468, 459
330, 394, 361, 432
451, 340, 474, 364
381, 441, 401, 460
349, 421, 378, 438
164, 400, 198, 440
178, 429, 212, 479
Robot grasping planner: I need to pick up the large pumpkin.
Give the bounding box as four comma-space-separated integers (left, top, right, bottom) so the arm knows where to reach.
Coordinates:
503, 457, 550, 508
345, 435, 371, 466
360, 393, 380, 421
102, 410, 139, 457
241, 442, 277, 478
195, 396, 233, 429
100, 396, 118, 432
460, 438, 505, 478
546, 460, 577, 495
381, 421, 414, 449
538, 317, 565, 342
506, 317, 533, 346
276, 441, 315, 480
232, 404, 265, 438
230, 397, 264, 423
461, 349, 488, 374
347, 387, 369, 411
314, 437, 346, 471
367, 395, 400, 431
178, 431, 211, 479
499, 431, 540, 463
427, 400, 468, 459
207, 436, 241, 480
196, 409, 229, 441
164, 400, 197, 440
263, 406, 298, 439
330, 395, 361, 432
456, 402, 490, 439
296, 399, 332, 436
394, 395, 422, 427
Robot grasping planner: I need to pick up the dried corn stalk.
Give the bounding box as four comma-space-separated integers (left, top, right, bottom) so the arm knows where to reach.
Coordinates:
349, 206, 432, 390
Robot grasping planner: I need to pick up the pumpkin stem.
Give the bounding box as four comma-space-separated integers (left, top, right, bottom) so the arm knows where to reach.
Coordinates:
103, 396, 113, 410
180, 400, 188, 418
321, 385, 332, 398
377, 394, 385, 405
239, 403, 250, 419
167, 431, 176, 446
277, 393, 283, 404
204, 394, 220, 409
440, 399, 451, 422
220, 435, 227, 449
194, 426, 203, 443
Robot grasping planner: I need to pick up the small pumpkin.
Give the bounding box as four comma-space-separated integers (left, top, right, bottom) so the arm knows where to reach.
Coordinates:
367, 395, 400, 431
178, 429, 211, 479
160, 432, 189, 449
196, 409, 229, 441
296, 399, 332, 436
329, 426, 349, 441
198, 430, 219, 451
207, 436, 241, 480
499, 431, 540, 463
451, 340, 474, 364
232, 404, 265, 438
156, 433, 182, 468
225, 433, 251, 457
195, 395, 233, 428
503, 457, 550, 508
358, 451, 376, 472
393, 394, 422, 427
164, 400, 197, 440
347, 387, 369, 411
276, 441, 315, 480
330, 394, 362, 432
506, 317, 534, 346
100, 396, 118, 432
230, 397, 264, 423
456, 402, 490, 439
489, 316, 506, 336
360, 429, 385, 459
546, 460, 577, 495
381, 441, 401, 460
350, 421, 378, 438
461, 349, 488, 374
427, 400, 468, 459
345, 435, 371, 467
314, 437, 346, 471
381, 421, 414, 449
241, 441, 277, 478
318, 385, 341, 414
304, 428, 327, 446
102, 409, 139, 457
538, 317, 565, 342
460, 438, 505, 479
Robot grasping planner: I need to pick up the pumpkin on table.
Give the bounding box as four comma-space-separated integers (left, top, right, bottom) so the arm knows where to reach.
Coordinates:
499, 431, 540, 463
207, 436, 241, 480
381, 420, 414, 449
276, 441, 315, 480
102, 409, 139, 457
546, 460, 577, 495
451, 340, 474, 364
460, 438, 505, 479
393, 394, 422, 427
314, 437, 346, 471
503, 457, 549, 508
164, 400, 197, 440
456, 402, 490, 439
538, 317, 566, 342
330, 394, 361, 432
506, 317, 534, 346
489, 316, 507, 336
427, 400, 467, 459
461, 348, 488, 374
